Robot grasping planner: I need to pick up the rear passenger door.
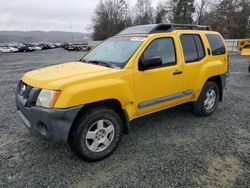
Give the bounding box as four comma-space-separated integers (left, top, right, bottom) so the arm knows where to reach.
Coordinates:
179, 33, 207, 94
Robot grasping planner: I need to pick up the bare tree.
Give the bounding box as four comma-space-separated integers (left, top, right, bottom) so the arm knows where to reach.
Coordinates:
195, 0, 209, 24
91, 0, 250, 39
133, 0, 154, 25
92, 0, 132, 40
155, 1, 168, 23
202, 0, 250, 38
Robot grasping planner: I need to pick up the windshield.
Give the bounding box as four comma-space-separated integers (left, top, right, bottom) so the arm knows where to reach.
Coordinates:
82, 36, 147, 68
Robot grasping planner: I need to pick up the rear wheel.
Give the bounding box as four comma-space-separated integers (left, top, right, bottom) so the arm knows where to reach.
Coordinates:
194, 81, 220, 116
69, 107, 123, 161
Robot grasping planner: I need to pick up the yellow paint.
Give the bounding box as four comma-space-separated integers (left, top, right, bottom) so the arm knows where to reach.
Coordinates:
236, 38, 250, 51
21, 30, 228, 121
241, 48, 250, 56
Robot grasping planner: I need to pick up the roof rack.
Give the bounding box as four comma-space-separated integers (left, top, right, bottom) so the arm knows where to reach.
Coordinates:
118, 23, 212, 35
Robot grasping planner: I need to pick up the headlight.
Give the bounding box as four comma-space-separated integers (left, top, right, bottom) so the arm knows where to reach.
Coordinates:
36, 89, 61, 108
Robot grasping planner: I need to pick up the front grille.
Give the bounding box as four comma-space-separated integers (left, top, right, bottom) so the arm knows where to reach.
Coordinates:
19, 81, 33, 99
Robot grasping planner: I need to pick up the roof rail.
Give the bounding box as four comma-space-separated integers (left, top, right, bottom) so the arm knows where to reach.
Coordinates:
118, 23, 212, 35
152, 23, 212, 33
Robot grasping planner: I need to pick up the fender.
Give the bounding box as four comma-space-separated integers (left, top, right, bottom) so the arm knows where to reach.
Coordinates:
54, 78, 135, 118
194, 59, 226, 99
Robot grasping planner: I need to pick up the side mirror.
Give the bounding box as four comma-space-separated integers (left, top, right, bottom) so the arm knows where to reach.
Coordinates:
139, 56, 162, 71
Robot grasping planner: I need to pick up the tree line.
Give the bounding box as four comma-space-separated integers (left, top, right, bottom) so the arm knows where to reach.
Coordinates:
91, 0, 250, 40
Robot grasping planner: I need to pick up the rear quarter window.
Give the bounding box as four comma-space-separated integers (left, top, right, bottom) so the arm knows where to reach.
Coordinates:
206, 34, 226, 55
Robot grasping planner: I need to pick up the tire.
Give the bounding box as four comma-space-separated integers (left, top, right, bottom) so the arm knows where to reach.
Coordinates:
194, 81, 220, 116
68, 107, 123, 162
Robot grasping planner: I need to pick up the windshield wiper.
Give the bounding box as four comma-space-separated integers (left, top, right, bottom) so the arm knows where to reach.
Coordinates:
86, 60, 113, 68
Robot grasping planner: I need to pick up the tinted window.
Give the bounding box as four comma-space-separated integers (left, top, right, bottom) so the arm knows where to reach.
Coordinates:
180, 34, 205, 63
194, 35, 205, 59
206, 34, 226, 55
142, 38, 176, 66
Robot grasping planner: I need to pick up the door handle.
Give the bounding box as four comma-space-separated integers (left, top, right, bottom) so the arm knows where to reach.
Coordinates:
173, 70, 183, 75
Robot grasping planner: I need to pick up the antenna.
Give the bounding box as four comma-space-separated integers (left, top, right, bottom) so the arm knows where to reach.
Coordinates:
69, 21, 77, 62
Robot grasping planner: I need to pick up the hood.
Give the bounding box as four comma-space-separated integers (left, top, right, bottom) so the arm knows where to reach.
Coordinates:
22, 62, 116, 89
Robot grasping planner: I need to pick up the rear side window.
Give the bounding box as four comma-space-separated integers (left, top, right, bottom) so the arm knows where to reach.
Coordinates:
180, 34, 205, 63
194, 35, 205, 59
206, 34, 226, 55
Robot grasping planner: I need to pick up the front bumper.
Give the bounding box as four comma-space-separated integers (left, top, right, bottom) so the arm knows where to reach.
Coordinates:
16, 82, 82, 143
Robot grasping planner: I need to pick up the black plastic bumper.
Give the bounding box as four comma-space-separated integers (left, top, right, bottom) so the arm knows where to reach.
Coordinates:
16, 94, 82, 143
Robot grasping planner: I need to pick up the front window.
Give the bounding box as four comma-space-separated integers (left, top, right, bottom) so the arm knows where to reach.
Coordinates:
82, 36, 147, 68
141, 37, 176, 67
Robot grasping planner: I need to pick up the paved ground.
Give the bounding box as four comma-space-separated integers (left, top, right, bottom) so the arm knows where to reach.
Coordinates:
0, 49, 249, 188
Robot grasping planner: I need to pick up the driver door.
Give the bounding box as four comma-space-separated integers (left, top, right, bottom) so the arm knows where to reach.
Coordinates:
134, 37, 185, 116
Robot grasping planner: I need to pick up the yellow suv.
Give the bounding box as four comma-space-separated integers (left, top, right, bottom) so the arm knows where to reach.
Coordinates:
16, 24, 229, 161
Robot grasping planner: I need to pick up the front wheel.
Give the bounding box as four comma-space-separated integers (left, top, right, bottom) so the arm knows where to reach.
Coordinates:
194, 81, 220, 116
68, 107, 123, 161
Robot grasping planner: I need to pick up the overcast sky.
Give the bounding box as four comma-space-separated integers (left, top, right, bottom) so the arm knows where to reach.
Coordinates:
0, 0, 158, 33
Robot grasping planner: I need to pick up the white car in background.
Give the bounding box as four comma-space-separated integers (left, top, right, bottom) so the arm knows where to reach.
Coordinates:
28, 46, 42, 51
9, 47, 19, 52
0, 47, 19, 53
34, 46, 42, 51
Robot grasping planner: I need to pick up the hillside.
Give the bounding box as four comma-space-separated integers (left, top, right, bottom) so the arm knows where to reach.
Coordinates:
0, 31, 91, 43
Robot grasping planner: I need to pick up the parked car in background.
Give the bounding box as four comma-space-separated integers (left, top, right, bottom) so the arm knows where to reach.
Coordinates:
64, 42, 91, 51
9, 47, 19, 52
0, 46, 18, 53
33, 46, 42, 51
0, 47, 11, 53
17, 45, 31, 52
0, 42, 64, 53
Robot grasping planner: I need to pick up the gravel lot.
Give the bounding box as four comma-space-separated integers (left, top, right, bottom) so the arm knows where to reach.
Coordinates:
0, 49, 249, 188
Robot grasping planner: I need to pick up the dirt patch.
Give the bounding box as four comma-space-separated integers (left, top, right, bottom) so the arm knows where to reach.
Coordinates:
196, 156, 243, 188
